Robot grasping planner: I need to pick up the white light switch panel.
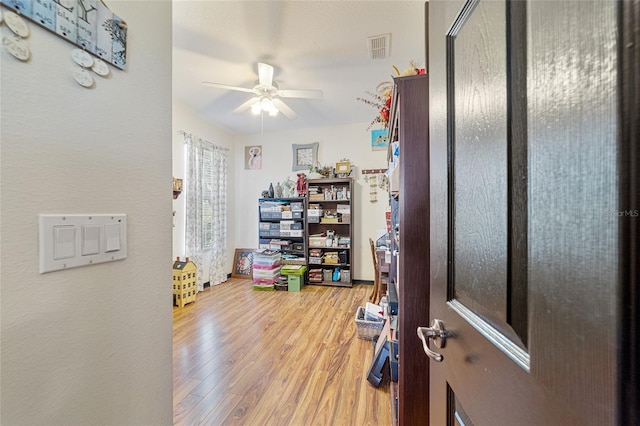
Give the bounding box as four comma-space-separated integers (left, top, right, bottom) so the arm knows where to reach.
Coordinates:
39, 214, 127, 273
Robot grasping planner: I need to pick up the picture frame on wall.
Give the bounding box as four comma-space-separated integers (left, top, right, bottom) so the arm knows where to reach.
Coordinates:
291, 142, 319, 171
371, 129, 389, 151
232, 248, 254, 278
245, 145, 262, 170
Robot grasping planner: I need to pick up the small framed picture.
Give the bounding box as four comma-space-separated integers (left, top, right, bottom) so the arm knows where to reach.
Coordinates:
371, 129, 389, 151
232, 248, 255, 278
335, 161, 351, 176
292, 142, 319, 171
245, 146, 262, 170
172, 177, 183, 192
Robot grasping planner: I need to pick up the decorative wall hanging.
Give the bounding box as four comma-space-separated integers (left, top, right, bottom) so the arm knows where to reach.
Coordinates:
2, 9, 31, 61
291, 142, 319, 172
0, 0, 128, 70
362, 168, 390, 203
371, 129, 389, 151
245, 145, 262, 170
70, 45, 111, 88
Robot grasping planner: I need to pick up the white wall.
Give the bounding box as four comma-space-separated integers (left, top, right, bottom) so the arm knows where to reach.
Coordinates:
172, 100, 237, 277
234, 122, 390, 281
0, 2, 173, 424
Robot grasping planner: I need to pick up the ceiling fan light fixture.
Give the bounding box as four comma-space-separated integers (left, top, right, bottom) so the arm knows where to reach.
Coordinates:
204, 62, 320, 121
249, 96, 279, 116
261, 97, 274, 110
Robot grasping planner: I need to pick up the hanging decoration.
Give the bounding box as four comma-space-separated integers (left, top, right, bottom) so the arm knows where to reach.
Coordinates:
70, 47, 110, 88
362, 168, 389, 203
0, 0, 128, 70
2, 9, 31, 61
357, 61, 426, 131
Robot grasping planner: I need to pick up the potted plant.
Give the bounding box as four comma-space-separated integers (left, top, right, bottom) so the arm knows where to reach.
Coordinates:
308, 163, 334, 179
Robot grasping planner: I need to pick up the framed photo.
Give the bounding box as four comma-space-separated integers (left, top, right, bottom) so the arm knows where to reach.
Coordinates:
292, 142, 319, 171
172, 177, 183, 192
335, 161, 351, 176
232, 248, 255, 278
245, 145, 262, 170
371, 129, 389, 151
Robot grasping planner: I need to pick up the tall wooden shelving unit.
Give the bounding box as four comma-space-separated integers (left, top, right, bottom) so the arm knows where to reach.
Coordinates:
305, 178, 353, 287
386, 74, 430, 425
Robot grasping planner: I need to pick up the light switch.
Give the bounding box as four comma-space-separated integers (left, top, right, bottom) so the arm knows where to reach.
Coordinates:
105, 223, 121, 252
39, 214, 127, 273
54, 225, 76, 260
82, 224, 101, 255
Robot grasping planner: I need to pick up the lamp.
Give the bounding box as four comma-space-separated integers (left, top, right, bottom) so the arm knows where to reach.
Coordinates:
251, 96, 279, 116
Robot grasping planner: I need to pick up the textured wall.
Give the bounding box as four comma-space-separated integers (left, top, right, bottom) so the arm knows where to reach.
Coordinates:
0, 1, 173, 424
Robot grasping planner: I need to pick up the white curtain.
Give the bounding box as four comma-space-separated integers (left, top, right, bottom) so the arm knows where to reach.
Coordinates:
184, 132, 229, 291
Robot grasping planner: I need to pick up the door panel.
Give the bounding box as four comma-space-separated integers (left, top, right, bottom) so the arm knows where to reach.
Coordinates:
452, 0, 509, 329
429, 0, 618, 424
527, 1, 618, 423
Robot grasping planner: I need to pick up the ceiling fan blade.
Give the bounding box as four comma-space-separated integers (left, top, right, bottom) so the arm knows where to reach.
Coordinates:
273, 98, 298, 120
202, 82, 255, 93
233, 97, 260, 114
257, 63, 274, 87
277, 89, 324, 99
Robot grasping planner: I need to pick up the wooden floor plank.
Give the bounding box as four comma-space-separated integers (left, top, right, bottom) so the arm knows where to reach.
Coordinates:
173, 279, 391, 425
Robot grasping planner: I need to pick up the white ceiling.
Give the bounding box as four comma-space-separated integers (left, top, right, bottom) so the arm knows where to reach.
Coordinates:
172, 1, 426, 135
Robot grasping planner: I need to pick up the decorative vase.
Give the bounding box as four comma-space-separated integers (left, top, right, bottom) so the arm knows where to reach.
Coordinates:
268, 183, 274, 198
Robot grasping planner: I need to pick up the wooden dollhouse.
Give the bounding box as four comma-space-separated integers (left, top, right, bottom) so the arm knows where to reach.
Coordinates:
172, 257, 197, 308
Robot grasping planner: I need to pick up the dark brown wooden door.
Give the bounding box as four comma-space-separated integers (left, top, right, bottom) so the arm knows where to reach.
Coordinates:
426, 0, 638, 424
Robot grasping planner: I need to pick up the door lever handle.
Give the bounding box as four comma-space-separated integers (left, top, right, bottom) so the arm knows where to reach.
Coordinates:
417, 319, 447, 362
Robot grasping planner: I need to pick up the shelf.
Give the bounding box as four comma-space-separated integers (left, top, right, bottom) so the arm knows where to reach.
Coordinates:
305, 178, 354, 287
309, 262, 350, 267
308, 199, 351, 203
308, 246, 351, 250
260, 233, 304, 238
258, 197, 308, 266
308, 280, 352, 288
386, 73, 430, 424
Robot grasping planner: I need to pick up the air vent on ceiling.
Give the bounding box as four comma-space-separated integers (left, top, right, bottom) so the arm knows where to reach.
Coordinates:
367, 33, 391, 60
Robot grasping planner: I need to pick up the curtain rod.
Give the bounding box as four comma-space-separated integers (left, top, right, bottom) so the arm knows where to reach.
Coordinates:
178, 130, 229, 151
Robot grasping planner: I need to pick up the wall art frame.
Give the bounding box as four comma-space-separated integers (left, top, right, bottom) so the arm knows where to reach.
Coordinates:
291, 142, 319, 171
232, 248, 254, 278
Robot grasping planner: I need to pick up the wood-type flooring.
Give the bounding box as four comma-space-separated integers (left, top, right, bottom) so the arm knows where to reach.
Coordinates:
173, 279, 391, 425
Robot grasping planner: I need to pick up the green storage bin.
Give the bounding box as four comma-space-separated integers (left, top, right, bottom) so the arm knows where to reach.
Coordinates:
288, 274, 303, 291
281, 265, 306, 292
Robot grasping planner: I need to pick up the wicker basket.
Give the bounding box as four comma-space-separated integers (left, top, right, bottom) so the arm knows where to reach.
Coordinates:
355, 306, 385, 340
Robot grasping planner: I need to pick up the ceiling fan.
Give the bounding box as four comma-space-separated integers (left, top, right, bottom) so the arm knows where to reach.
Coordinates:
202, 62, 323, 120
